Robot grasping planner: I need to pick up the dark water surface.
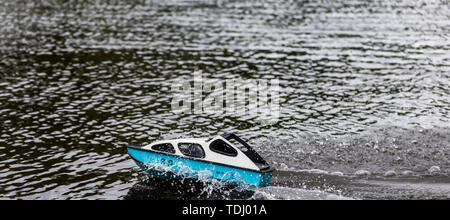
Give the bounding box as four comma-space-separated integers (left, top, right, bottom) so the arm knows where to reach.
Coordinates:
0, 0, 449, 199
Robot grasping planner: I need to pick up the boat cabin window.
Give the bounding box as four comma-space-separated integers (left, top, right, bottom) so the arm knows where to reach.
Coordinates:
178, 143, 205, 158
209, 139, 238, 157
151, 143, 175, 154
223, 134, 271, 170
226, 137, 248, 153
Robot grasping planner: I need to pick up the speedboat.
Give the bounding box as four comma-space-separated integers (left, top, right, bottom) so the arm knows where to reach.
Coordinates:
127, 134, 273, 187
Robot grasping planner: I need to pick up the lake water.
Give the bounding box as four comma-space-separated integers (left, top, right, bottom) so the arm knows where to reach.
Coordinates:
0, 0, 448, 199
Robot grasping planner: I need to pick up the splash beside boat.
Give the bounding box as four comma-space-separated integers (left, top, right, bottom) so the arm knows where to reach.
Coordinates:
127, 134, 273, 187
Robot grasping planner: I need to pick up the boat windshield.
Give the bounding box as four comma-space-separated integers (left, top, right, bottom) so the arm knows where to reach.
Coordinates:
222, 134, 270, 170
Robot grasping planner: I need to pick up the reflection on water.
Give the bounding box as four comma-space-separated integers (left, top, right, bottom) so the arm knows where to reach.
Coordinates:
0, 0, 449, 199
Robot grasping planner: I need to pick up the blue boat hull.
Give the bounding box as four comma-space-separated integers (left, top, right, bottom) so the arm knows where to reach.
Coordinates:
127, 147, 272, 187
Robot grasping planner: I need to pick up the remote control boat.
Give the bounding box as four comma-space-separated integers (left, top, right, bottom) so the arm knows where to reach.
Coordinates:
127, 134, 273, 187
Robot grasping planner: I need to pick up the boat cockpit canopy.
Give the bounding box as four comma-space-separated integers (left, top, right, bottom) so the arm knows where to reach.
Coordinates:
221, 134, 271, 170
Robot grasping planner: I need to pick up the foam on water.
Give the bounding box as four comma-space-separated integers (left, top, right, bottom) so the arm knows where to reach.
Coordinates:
251, 186, 353, 200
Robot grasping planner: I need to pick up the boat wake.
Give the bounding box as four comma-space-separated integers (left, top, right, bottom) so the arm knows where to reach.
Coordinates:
124, 169, 450, 200
250, 186, 352, 200
123, 168, 352, 200
124, 127, 449, 200
255, 126, 449, 177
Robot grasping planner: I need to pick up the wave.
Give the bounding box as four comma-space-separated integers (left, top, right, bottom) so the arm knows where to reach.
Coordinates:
254, 126, 449, 177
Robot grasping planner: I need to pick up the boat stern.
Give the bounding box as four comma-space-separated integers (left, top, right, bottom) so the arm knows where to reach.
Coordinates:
258, 169, 273, 187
